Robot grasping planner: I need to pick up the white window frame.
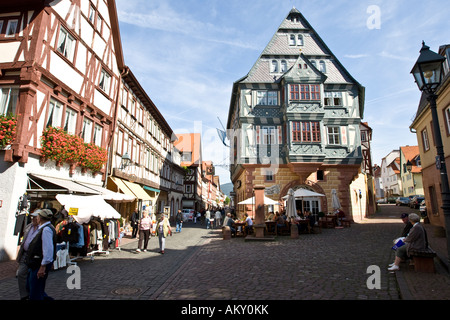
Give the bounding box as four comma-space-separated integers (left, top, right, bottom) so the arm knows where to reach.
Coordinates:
281, 60, 288, 72
445, 106, 450, 135
81, 118, 93, 143
5, 19, 18, 37
57, 26, 75, 61
324, 92, 343, 106
0, 87, 19, 115
63, 107, 77, 135
99, 68, 111, 94
327, 127, 341, 145
271, 60, 278, 73
256, 90, 278, 106
289, 34, 296, 46
262, 126, 276, 145
319, 60, 326, 73
46, 98, 63, 128
422, 128, 430, 151
93, 124, 102, 147
89, 5, 95, 24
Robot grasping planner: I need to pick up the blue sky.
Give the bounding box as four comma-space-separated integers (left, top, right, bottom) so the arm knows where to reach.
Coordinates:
115, 0, 450, 185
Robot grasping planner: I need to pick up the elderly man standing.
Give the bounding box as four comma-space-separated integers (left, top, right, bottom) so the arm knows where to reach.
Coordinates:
26, 209, 56, 300
16, 210, 40, 300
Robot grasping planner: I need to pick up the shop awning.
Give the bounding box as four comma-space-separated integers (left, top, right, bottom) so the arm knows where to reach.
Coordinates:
56, 194, 121, 224
28, 174, 99, 194
143, 186, 160, 193
76, 181, 135, 202
122, 179, 153, 201
110, 177, 152, 201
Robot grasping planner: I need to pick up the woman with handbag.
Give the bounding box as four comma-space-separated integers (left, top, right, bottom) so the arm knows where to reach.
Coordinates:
156, 214, 172, 254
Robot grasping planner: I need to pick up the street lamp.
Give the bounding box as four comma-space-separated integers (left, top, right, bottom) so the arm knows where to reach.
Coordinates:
411, 41, 450, 266
120, 152, 131, 170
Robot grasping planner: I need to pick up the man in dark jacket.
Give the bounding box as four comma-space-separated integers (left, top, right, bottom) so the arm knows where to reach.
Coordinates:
400, 213, 413, 237
26, 209, 56, 300
175, 210, 183, 233
16, 211, 40, 300
131, 209, 139, 238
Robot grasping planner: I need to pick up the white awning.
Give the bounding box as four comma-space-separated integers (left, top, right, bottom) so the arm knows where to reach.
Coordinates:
76, 181, 135, 202
29, 174, 99, 194
56, 194, 121, 224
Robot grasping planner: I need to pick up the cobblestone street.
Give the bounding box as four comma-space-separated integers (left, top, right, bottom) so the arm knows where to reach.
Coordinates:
0, 207, 409, 301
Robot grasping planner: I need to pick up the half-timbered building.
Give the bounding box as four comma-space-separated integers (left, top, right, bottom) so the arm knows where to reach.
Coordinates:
227, 8, 366, 220
0, 0, 125, 260
107, 67, 184, 219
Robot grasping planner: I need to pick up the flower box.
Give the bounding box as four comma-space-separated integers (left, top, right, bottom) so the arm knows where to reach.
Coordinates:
40, 126, 107, 173
0, 114, 17, 149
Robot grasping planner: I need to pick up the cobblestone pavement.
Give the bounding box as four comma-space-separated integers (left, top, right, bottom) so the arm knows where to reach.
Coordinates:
0, 205, 448, 302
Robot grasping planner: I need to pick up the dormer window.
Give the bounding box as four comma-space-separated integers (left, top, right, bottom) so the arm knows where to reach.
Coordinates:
319, 60, 326, 73
281, 60, 287, 72
288, 33, 304, 46
289, 34, 296, 46
271, 60, 278, 73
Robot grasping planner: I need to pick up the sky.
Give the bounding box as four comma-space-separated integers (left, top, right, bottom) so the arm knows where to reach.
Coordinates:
115, 0, 450, 185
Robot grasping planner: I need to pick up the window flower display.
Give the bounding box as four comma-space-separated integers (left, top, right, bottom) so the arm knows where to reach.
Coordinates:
0, 114, 17, 149
40, 126, 107, 173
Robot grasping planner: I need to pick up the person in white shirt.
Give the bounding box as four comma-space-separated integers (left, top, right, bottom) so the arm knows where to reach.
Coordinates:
244, 213, 253, 235
205, 210, 211, 229
215, 210, 222, 228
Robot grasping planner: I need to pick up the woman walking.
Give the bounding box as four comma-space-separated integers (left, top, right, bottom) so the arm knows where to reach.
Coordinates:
156, 214, 172, 254
136, 210, 152, 252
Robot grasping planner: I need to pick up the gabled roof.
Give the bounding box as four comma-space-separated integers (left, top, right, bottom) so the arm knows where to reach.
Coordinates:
281, 53, 327, 83
400, 145, 422, 173
227, 7, 365, 129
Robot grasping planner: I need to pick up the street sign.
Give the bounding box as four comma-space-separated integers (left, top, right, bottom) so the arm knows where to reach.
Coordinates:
69, 207, 78, 216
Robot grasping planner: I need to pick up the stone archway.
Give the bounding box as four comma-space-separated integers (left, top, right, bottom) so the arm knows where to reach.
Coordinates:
279, 179, 328, 213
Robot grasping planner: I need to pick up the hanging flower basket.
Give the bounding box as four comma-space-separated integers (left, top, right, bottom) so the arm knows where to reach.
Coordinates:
40, 126, 107, 173
0, 114, 17, 149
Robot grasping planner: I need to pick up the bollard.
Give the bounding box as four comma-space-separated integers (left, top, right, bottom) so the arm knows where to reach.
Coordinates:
222, 226, 231, 240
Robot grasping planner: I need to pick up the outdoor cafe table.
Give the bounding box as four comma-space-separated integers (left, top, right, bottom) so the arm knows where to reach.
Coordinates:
265, 220, 276, 235
296, 218, 311, 233
233, 221, 247, 237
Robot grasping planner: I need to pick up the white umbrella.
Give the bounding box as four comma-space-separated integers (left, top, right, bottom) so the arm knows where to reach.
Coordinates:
282, 188, 325, 214
286, 188, 297, 219
282, 188, 325, 199
331, 189, 341, 210
238, 196, 279, 205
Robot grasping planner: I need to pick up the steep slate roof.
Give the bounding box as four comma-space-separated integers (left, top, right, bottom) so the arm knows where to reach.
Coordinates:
227, 7, 365, 129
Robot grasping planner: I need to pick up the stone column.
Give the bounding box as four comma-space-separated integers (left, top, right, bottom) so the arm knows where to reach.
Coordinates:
253, 185, 265, 238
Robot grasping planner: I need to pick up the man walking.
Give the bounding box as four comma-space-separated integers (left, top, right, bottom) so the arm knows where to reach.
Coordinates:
26, 209, 56, 300
131, 209, 139, 238
175, 210, 183, 233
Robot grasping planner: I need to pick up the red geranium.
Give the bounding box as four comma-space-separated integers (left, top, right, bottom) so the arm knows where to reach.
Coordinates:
0, 114, 17, 148
41, 126, 107, 173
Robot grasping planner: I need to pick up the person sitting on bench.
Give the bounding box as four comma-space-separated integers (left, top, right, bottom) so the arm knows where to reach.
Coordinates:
388, 213, 428, 271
